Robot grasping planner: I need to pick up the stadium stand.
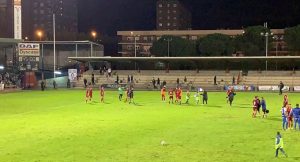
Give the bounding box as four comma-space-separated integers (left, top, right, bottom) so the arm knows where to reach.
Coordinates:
76, 70, 300, 90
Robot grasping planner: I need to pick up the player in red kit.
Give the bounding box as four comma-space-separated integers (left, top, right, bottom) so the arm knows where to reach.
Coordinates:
178, 87, 182, 105
226, 87, 232, 103
286, 104, 293, 129
161, 86, 166, 101
89, 86, 93, 101
168, 88, 174, 104
283, 95, 288, 107
85, 87, 90, 103
124, 87, 129, 103
100, 86, 105, 103
252, 96, 259, 118
175, 88, 180, 103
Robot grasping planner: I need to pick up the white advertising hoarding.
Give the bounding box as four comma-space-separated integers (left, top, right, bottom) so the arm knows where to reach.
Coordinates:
258, 86, 289, 91
14, 0, 22, 39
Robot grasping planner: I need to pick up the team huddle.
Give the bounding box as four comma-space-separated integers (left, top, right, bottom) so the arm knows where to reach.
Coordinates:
280, 95, 300, 130
85, 85, 135, 104
161, 86, 209, 105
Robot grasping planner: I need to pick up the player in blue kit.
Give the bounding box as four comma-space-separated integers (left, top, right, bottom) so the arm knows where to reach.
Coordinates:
293, 104, 300, 130
281, 106, 288, 130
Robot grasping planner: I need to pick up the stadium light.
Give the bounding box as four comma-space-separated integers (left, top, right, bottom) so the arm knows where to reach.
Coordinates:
0, 65, 4, 70
54, 71, 62, 75
36, 30, 43, 41
91, 31, 97, 41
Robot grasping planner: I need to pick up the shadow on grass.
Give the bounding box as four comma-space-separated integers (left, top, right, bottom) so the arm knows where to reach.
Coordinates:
205, 105, 223, 108
266, 117, 282, 122
238, 106, 250, 109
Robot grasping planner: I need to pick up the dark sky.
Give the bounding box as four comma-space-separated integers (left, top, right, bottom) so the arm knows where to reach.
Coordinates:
78, 0, 300, 36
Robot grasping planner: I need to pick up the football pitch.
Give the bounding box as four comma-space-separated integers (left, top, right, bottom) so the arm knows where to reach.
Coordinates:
0, 90, 300, 162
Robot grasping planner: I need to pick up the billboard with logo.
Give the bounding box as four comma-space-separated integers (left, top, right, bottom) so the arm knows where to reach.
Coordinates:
18, 43, 40, 71
68, 69, 77, 82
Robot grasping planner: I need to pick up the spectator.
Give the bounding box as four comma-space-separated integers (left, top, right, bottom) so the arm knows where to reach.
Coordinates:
131, 75, 134, 83
184, 76, 187, 83
99, 67, 103, 75
84, 78, 87, 88
127, 75, 130, 83
53, 80, 57, 89
152, 77, 156, 89
176, 78, 179, 85
108, 68, 112, 77
116, 75, 119, 84
41, 80, 45, 91
67, 79, 71, 88
279, 81, 284, 95
214, 75, 217, 85
232, 76, 235, 85
91, 74, 95, 85
162, 80, 167, 87
157, 77, 160, 86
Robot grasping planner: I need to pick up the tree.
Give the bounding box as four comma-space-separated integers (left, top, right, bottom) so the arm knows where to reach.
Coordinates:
197, 33, 234, 56
284, 25, 300, 55
150, 35, 197, 57
234, 25, 272, 56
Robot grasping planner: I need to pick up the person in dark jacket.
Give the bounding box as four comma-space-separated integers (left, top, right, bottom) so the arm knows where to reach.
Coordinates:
91, 74, 95, 85
279, 81, 284, 95
83, 78, 87, 88
214, 75, 217, 85
41, 80, 45, 91
201, 90, 208, 104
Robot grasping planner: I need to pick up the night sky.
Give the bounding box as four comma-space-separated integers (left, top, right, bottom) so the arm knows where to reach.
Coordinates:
78, 0, 300, 36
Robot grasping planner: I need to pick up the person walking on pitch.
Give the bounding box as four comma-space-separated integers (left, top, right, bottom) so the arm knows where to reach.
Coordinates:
118, 86, 123, 101
185, 90, 190, 104
275, 132, 288, 158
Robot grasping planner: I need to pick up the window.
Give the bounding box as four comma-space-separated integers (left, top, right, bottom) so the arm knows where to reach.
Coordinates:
40, 10, 44, 14
173, 23, 177, 26
127, 45, 133, 50
158, 4, 162, 7
191, 36, 198, 40
159, 10, 162, 13
167, 4, 170, 7
159, 17, 162, 20
167, 10, 170, 13
40, 3, 44, 7
173, 17, 177, 20
159, 23, 163, 27
167, 16, 170, 19
173, 10, 177, 13
173, 4, 177, 7
143, 37, 148, 41
167, 23, 170, 26
127, 37, 133, 41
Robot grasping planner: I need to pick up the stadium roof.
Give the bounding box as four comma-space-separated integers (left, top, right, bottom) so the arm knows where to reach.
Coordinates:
68, 56, 300, 63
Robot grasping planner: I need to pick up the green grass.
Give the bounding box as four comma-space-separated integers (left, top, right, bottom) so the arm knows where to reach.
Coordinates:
0, 90, 300, 162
